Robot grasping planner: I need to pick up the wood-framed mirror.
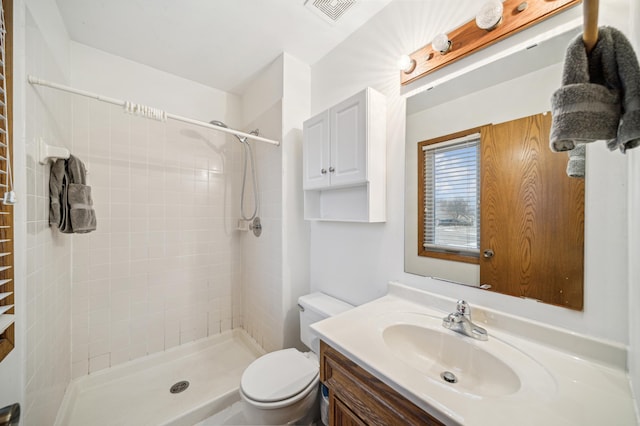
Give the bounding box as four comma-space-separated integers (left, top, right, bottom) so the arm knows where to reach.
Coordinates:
404, 25, 591, 310
414, 114, 584, 309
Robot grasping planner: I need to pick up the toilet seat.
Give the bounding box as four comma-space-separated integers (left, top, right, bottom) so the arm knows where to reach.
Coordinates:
241, 348, 319, 408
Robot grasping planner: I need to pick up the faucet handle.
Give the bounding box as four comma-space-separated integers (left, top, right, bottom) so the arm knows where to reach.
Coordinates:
456, 300, 470, 316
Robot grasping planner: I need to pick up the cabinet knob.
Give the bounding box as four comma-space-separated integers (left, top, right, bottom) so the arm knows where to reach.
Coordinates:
321, 168, 327, 174
329, 166, 335, 173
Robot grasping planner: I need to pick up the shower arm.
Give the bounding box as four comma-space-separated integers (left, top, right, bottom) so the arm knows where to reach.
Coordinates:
27, 75, 280, 146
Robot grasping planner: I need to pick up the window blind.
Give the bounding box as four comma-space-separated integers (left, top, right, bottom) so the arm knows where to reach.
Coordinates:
422, 134, 480, 256
0, 0, 14, 363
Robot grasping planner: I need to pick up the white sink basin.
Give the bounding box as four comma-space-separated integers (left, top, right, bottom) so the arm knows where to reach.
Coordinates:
383, 322, 520, 397
311, 283, 637, 425
379, 312, 556, 398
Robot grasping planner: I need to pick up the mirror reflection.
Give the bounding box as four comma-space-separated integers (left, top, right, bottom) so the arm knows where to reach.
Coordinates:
404, 26, 587, 310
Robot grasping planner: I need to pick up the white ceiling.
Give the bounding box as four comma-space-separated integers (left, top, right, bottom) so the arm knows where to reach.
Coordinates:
55, 0, 393, 94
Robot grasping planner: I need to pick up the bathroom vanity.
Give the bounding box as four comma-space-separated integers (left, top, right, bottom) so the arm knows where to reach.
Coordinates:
320, 341, 443, 425
312, 281, 637, 426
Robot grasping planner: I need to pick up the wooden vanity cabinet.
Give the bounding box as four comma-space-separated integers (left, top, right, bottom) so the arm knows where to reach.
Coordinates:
320, 341, 445, 426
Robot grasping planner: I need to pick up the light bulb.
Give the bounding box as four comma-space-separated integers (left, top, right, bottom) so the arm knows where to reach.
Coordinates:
432, 34, 451, 54
476, 0, 504, 31
398, 54, 416, 73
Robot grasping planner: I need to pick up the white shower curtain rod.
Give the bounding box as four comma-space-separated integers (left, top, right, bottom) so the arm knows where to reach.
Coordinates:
27, 75, 280, 146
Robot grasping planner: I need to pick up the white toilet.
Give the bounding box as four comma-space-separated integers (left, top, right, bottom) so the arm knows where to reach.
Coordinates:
239, 292, 353, 425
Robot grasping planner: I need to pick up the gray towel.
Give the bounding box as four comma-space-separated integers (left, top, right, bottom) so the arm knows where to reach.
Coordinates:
49, 159, 66, 227
67, 183, 97, 233
67, 155, 87, 185
566, 144, 586, 178
65, 156, 96, 233
550, 27, 640, 153
50, 155, 97, 234
550, 28, 621, 151
604, 28, 640, 152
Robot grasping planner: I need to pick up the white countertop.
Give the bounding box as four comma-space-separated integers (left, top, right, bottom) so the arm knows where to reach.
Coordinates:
311, 282, 637, 426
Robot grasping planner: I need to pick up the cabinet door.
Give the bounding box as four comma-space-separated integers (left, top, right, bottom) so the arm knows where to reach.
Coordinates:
303, 110, 331, 190
330, 90, 367, 187
320, 341, 445, 425
331, 395, 366, 426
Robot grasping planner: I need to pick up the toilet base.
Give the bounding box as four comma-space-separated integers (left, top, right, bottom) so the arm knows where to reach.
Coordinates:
240, 385, 320, 425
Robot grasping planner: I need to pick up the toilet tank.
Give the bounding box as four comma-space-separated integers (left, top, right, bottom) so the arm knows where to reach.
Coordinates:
298, 292, 354, 354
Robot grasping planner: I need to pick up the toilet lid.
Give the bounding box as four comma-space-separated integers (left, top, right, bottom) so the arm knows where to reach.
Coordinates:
241, 348, 319, 403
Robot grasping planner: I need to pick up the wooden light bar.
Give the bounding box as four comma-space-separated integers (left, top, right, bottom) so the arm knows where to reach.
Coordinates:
400, 0, 582, 85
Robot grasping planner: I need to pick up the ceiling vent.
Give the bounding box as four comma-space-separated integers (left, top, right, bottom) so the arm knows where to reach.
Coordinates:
305, 0, 356, 24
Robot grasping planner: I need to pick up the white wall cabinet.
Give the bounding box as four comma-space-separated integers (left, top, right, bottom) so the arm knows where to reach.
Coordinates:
303, 110, 331, 189
303, 87, 386, 222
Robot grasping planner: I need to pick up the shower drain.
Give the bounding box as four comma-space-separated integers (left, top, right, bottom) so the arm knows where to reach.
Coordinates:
170, 381, 190, 394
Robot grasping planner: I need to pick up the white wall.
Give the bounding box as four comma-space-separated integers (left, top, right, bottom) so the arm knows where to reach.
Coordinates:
280, 54, 311, 349
68, 43, 244, 375
309, 0, 632, 343
240, 53, 311, 352
628, 0, 640, 414
24, 10, 74, 420
5, 0, 74, 423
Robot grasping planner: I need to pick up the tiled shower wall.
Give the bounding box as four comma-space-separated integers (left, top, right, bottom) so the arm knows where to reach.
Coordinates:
241, 102, 283, 353
69, 98, 243, 376
24, 9, 72, 425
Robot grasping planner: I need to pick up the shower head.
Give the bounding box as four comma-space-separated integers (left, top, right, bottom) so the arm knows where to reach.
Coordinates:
210, 120, 248, 143
210, 120, 261, 222
209, 120, 228, 128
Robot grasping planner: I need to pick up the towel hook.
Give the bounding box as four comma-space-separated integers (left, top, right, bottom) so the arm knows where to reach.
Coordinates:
38, 138, 70, 165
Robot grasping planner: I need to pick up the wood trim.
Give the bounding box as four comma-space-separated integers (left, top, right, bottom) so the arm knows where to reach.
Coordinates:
401, 0, 582, 85
321, 341, 444, 426
417, 249, 479, 265
0, 0, 14, 363
417, 127, 484, 148
417, 127, 483, 265
582, 0, 599, 52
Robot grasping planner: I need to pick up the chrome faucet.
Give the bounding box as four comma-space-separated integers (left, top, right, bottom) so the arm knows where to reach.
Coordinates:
442, 300, 488, 341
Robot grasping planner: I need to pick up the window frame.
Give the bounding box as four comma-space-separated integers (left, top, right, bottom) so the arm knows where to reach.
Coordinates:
0, 0, 13, 363
417, 127, 482, 265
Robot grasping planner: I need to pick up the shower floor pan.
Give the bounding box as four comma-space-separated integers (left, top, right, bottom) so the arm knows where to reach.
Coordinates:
56, 329, 263, 426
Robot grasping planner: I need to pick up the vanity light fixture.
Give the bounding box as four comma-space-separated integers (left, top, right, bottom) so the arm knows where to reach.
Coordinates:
431, 33, 452, 54
475, 0, 504, 31
398, 54, 417, 74
399, 0, 581, 86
